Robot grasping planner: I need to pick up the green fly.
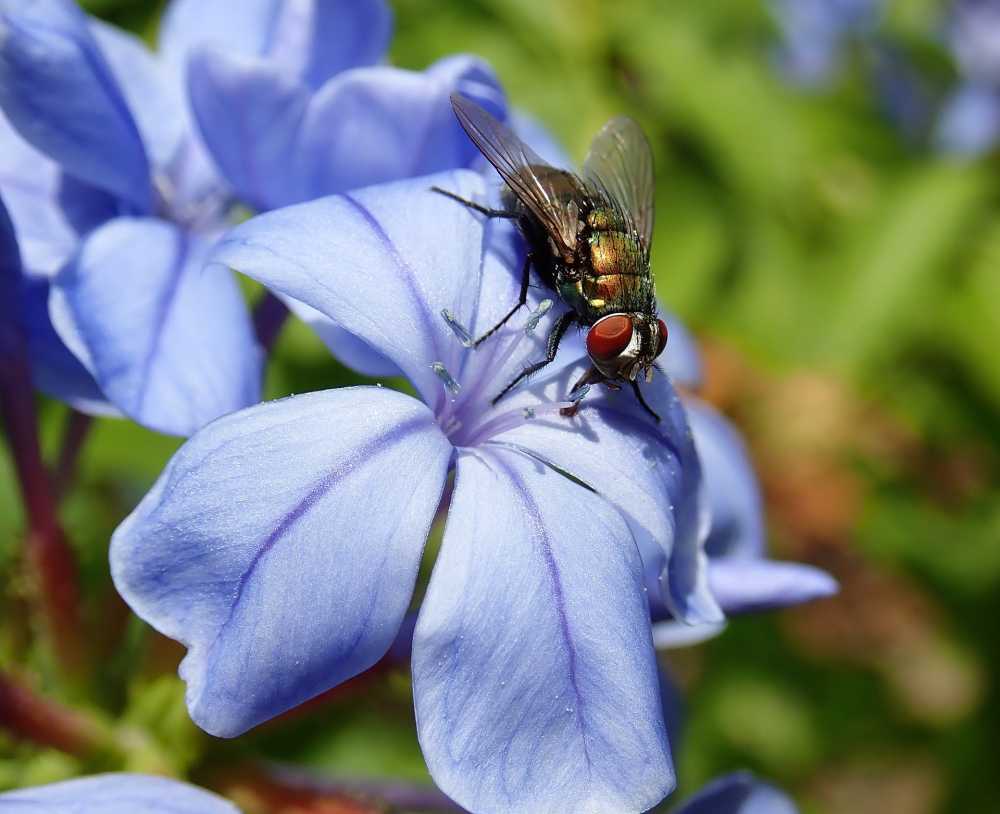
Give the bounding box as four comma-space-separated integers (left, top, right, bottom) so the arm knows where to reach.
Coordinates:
433, 94, 668, 421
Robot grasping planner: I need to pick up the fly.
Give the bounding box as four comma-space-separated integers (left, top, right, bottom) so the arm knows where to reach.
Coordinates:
433, 93, 668, 422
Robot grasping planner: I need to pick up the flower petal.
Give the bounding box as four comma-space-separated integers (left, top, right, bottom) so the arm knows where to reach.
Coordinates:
685, 397, 764, 560
111, 386, 451, 737
674, 771, 798, 814
186, 48, 310, 212
413, 446, 674, 814
660, 309, 702, 388
22, 275, 112, 413
493, 363, 722, 625
88, 19, 184, 169
49, 217, 260, 436
936, 83, 1000, 156
0, 773, 240, 813
709, 559, 838, 614
651, 619, 727, 649
0, 0, 151, 210
160, 0, 391, 88
292, 56, 505, 203
0, 112, 77, 274
279, 293, 400, 377
295, 0, 392, 89
188, 53, 503, 212
210, 169, 491, 407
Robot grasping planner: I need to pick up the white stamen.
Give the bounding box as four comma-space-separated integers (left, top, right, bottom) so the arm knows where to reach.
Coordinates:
430, 362, 461, 395
441, 309, 474, 347
524, 299, 553, 334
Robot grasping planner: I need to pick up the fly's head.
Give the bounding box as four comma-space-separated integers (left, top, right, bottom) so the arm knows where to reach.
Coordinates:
585, 312, 667, 384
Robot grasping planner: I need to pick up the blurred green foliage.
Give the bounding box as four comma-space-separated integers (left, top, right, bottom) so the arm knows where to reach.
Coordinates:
3, 1, 998, 813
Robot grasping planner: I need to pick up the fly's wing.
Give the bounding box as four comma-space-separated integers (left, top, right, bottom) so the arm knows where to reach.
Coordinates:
451, 93, 581, 256
582, 116, 655, 252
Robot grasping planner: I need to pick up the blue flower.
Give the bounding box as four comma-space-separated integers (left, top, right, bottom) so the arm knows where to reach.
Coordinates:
649, 337, 837, 649
110, 170, 724, 813
164, 0, 503, 214
0, 0, 262, 435
673, 772, 799, 814
936, 0, 1000, 155
0, 773, 239, 813
768, 0, 885, 87
0, 769, 798, 814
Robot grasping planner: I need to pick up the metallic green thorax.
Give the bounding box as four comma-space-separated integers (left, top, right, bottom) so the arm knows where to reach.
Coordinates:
506, 177, 654, 329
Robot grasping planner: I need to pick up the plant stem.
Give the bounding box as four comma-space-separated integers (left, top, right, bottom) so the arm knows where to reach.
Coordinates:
53, 408, 93, 499
0, 328, 84, 673
0, 671, 107, 756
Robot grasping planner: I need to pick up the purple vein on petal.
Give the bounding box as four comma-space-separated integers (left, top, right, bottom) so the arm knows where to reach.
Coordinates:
134, 227, 189, 416
341, 193, 445, 401
207, 413, 434, 654
490, 451, 593, 771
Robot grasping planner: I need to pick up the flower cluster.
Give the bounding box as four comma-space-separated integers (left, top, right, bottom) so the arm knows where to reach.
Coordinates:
0, 1, 837, 812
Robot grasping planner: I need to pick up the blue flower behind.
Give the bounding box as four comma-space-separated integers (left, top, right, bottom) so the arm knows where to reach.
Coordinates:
650, 333, 837, 649
0, 774, 239, 814
672, 772, 799, 814
0, 770, 799, 813
937, 0, 1000, 155
110, 170, 727, 813
768, 0, 885, 87
0, 0, 261, 435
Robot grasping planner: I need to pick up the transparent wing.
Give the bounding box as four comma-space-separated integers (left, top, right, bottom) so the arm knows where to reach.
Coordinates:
451, 93, 581, 256
582, 116, 655, 250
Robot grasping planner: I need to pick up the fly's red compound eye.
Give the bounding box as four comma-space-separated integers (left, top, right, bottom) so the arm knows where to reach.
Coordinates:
587, 314, 634, 361
655, 319, 668, 357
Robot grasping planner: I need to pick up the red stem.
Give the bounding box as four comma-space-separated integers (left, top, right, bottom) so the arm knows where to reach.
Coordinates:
0, 671, 106, 756
54, 408, 93, 499
0, 327, 84, 673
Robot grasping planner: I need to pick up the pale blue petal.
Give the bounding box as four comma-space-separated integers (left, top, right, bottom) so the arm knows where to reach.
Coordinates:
0, 112, 77, 275
111, 387, 451, 737
709, 559, 838, 614
936, 83, 1000, 156
414, 446, 673, 814
160, 0, 390, 88
22, 276, 113, 414
0, 773, 240, 813
296, 0, 392, 89
160, 0, 294, 71
674, 772, 798, 814
494, 362, 722, 625
209, 170, 492, 407
660, 309, 702, 388
685, 398, 764, 559
49, 217, 260, 436
292, 56, 505, 203
188, 53, 503, 211
279, 293, 400, 378
652, 619, 727, 649
186, 48, 309, 212
88, 19, 184, 169
0, 0, 151, 210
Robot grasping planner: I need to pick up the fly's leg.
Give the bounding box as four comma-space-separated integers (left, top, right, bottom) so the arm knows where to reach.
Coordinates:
430, 187, 520, 219
470, 253, 533, 348
492, 311, 576, 405
631, 379, 661, 423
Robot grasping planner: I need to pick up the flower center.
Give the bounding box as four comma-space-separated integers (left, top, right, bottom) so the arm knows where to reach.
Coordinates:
429, 303, 579, 448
